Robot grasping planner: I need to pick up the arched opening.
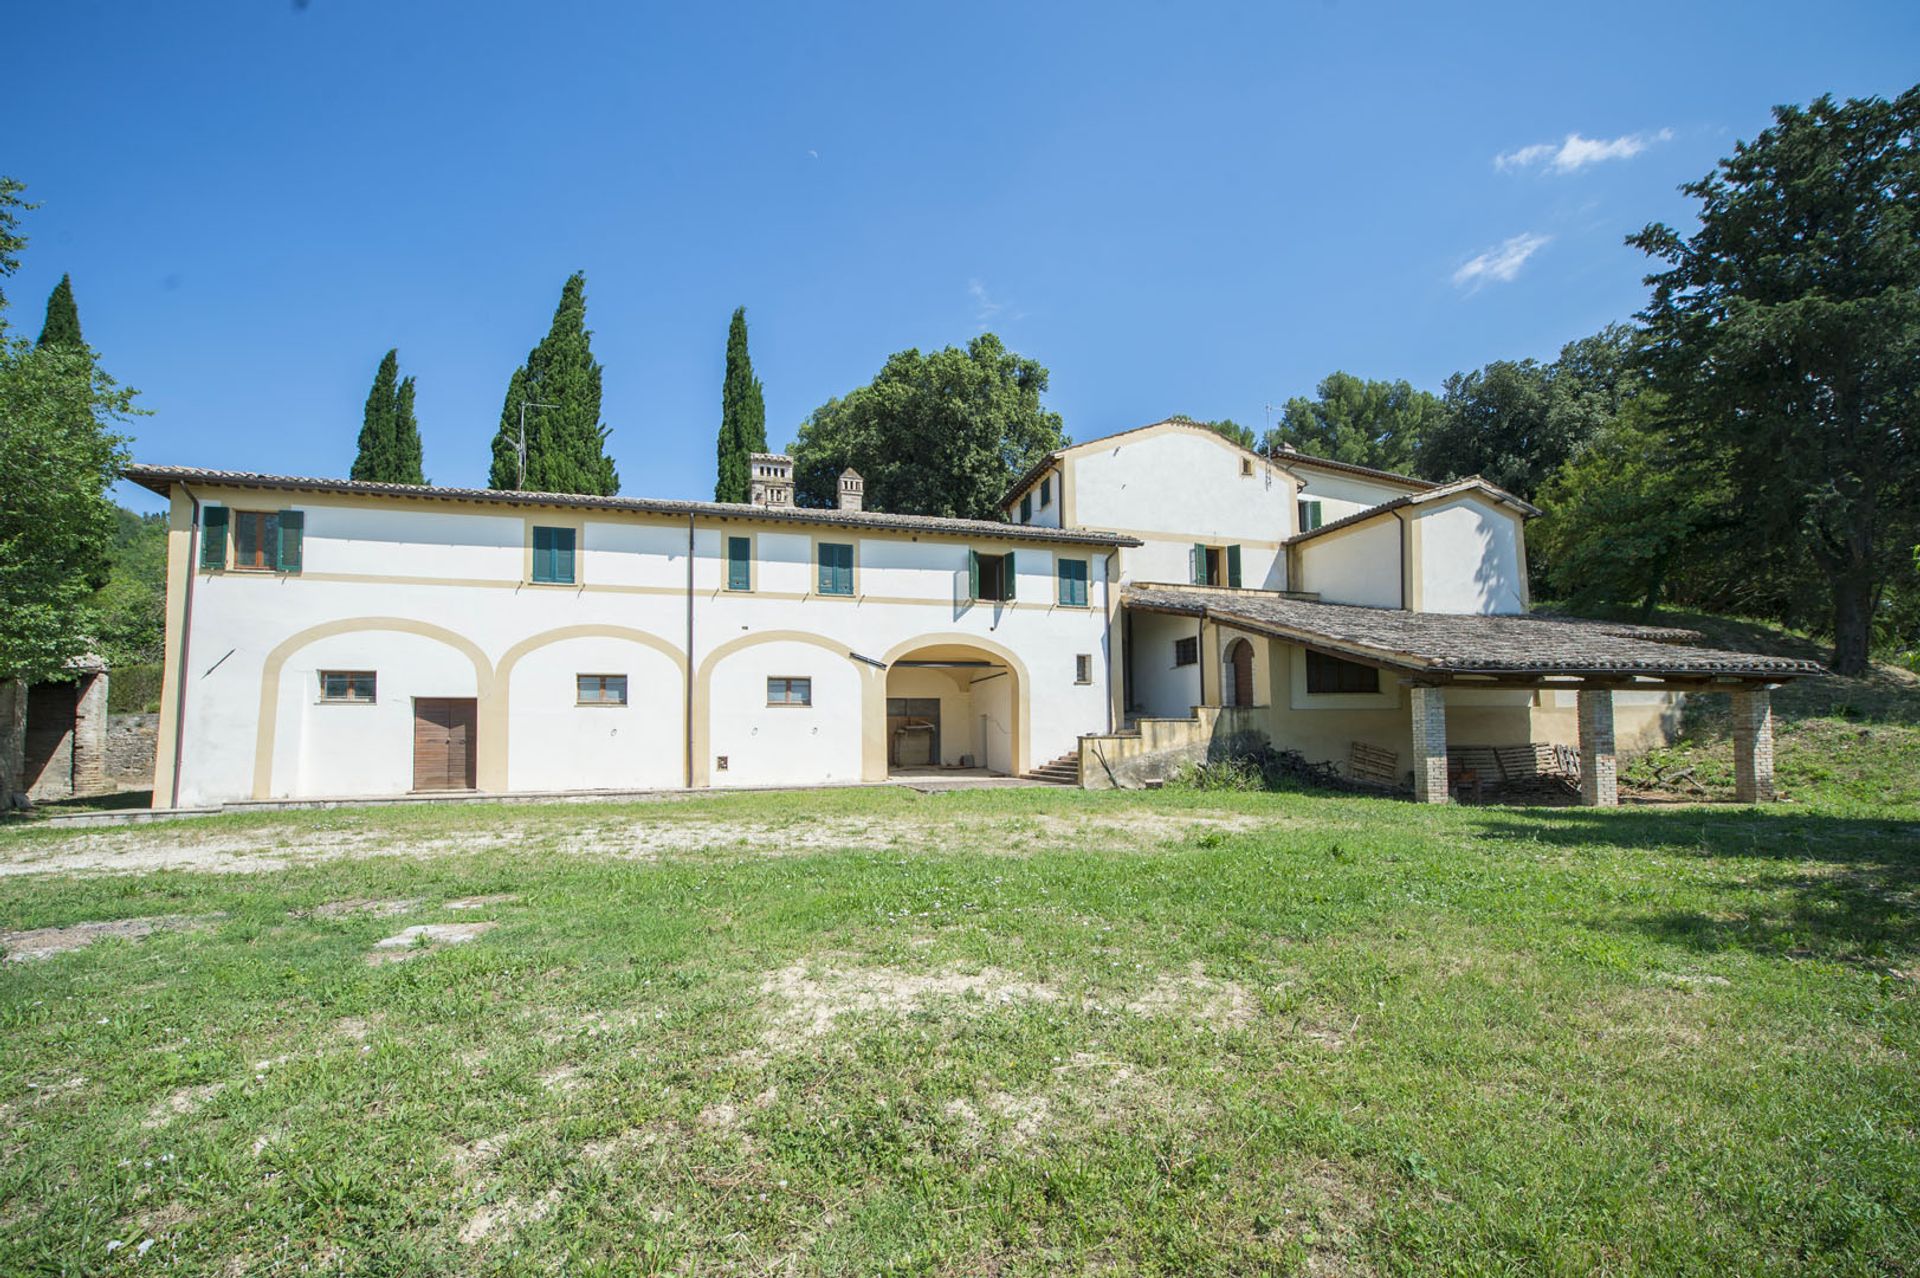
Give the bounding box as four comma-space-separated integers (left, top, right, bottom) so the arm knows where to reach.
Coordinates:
884, 642, 1021, 777
1224, 638, 1254, 708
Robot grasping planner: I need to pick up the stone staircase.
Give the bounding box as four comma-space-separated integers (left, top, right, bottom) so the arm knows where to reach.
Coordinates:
1023, 752, 1082, 786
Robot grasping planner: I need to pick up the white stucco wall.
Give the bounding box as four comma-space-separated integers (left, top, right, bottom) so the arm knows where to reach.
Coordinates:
1128, 610, 1204, 719
1294, 519, 1403, 609
1289, 466, 1422, 523
162, 487, 1116, 805
1069, 427, 1294, 589
1416, 498, 1527, 615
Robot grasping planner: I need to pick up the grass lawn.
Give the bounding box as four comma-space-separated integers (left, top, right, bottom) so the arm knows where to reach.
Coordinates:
2, 633, 1916, 1275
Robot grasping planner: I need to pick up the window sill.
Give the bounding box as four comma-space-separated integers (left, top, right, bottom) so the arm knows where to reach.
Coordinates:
575, 702, 630, 708
526, 580, 581, 589
317, 699, 377, 706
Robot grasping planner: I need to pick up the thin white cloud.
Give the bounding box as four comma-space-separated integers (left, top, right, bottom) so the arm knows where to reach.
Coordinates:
968, 278, 1010, 329
1452, 233, 1551, 289
1495, 129, 1672, 173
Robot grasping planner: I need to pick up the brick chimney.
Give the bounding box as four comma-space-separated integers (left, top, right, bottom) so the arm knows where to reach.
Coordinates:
748, 453, 794, 507
837, 468, 865, 512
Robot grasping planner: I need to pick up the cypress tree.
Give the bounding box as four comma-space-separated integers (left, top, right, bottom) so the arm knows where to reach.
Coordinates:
36, 273, 83, 348
351, 349, 400, 482
714, 306, 767, 502
391, 374, 425, 484
488, 273, 618, 494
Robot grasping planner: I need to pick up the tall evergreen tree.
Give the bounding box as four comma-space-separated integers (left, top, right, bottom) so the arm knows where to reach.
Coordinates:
488, 273, 618, 494
351, 349, 398, 482
350, 349, 428, 484
392, 373, 424, 484
714, 307, 767, 502
36, 273, 82, 348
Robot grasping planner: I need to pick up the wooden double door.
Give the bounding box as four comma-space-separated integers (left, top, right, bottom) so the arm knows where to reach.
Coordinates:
413, 697, 477, 791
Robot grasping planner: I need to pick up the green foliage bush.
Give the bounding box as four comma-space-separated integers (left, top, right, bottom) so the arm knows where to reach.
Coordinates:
108, 662, 163, 714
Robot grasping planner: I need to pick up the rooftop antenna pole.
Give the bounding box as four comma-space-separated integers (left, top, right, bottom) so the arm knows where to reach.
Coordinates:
517, 397, 560, 490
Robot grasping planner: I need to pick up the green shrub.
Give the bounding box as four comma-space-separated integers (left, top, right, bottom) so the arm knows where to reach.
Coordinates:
108, 663, 164, 714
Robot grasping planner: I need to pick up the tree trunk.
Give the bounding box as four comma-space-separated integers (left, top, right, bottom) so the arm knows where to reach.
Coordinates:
0, 679, 28, 810
1830, 575, 1874, 676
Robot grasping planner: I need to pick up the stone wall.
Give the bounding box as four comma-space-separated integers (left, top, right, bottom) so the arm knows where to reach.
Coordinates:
1079, 705, 1267, 790
107, 713, 159, 789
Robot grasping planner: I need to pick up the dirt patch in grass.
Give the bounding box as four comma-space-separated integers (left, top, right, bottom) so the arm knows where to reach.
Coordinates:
366, 921, 498, 965
758, 961, 1060, 1046
297, 897, 424, 920
445, 893, 518, 910
459, 1187, 561, 1246
1, 914, 219, 962
1123, 961, 1257, 1029
143, 1083, 224, 1129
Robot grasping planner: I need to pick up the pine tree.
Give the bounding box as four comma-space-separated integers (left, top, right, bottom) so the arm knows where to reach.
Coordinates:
36, 274, 82, 349
488, 273, 618, 494
714, 306, 767, 502
351, 350, 399, 482
391, 374, 425, 484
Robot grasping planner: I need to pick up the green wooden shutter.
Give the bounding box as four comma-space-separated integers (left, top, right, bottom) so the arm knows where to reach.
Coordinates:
277, 510, 305, 573
727, 536, 751, 590
818, 546, 832, 594
555, 528, 576, 584
1004, 550, 1015, 600
200, 506, 228, 570
532, 526, 551, 581
1227, 544, 1242, 589
839, 545, 854, 594
968, 550, 980, 601
1191, 544, 1206, 585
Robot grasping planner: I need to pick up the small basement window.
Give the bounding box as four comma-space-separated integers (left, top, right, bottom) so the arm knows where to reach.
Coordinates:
1305, 651, 1379, 694
577, 674, 628, 705
1173, 637, 1199, 667
319, 670, 376, 703
1075, 654, 1092, 684
768, 676, 813, 706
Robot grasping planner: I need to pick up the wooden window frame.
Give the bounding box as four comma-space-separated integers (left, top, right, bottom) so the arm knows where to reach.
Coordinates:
970, 549, 1016, 603
767, 676, 813, 707
726, 535, 753, 592
1305, 650, 1380, 695
1056, 557, 1089, 608
318, 670, 377, 704
816, 542, 855, 597
576, 673, 629, 706
531, 525, 577, 585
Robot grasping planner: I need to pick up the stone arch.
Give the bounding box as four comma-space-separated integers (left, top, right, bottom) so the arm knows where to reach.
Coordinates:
692, 630, 883, 786
252, 617, 493, 800
880, 632, 1033, 777
488, 625, 690, 791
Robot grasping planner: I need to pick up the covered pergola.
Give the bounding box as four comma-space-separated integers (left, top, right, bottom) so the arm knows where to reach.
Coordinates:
1124, 586, 1823, 806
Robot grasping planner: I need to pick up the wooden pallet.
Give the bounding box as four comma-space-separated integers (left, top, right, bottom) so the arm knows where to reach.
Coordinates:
1348, 741, 1400, 786
1447, 742, 1580, 800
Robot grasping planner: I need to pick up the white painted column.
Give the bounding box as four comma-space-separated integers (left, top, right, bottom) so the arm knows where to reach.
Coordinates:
1409, 685, 1448, 804
1577, 688, 1617, 807
1732, 687, 1775, 803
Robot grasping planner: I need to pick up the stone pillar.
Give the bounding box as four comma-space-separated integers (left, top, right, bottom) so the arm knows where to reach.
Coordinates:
1577, 688, 1617, 807
1732, 687, 1775, 803
1409, 685, 1448, 804
71, 672, 109, 796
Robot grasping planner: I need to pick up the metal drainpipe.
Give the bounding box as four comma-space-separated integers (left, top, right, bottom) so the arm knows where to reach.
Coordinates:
1393, 509, 1410, 610
684, 514, 695, 789
168, 485, 202, 810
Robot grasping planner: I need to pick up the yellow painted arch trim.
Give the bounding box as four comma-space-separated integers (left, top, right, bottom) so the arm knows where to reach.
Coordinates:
253, 617, 495, 800
880, 632, 1032, 778
691, 630, 883, 786
488, 625, 690, 791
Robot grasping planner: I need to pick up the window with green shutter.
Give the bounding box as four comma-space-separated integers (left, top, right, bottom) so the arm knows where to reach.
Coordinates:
200, 506, 229, 570
277, 510, 305, 574
532, 526, 577, 584
1056, 557, 1088, 607
969, 549, 1015, 602
1227, 544, 1242, 589
726, 536, 752, 591
1019, 493, 1032, 522
817, 542, 854, 595
1040, 476, 1052, 508
231, 511, 280, 570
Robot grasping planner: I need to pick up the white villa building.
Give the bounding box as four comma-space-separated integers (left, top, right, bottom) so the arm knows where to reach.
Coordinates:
127, 420, 1813, 811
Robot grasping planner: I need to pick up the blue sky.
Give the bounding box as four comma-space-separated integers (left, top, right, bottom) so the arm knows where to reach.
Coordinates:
9, 1, 1917, 514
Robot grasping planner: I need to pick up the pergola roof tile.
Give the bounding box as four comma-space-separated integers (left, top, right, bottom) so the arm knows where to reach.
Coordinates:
1124, 585, 1822, 681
